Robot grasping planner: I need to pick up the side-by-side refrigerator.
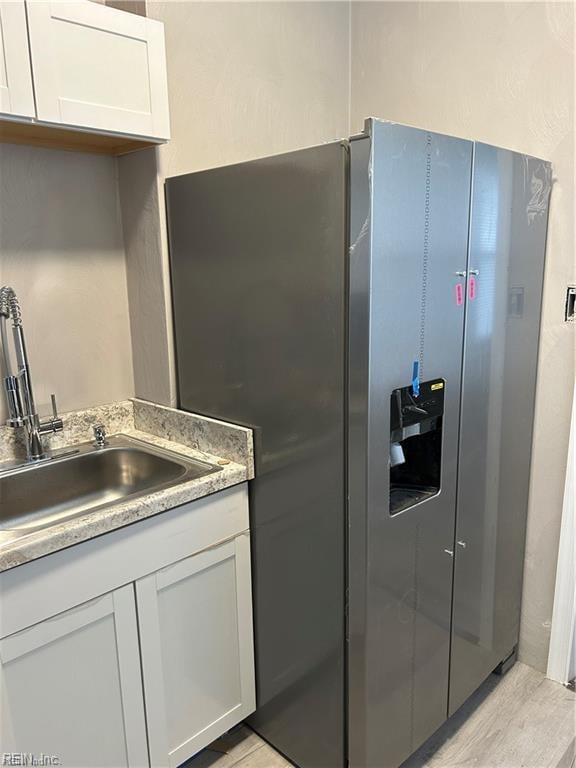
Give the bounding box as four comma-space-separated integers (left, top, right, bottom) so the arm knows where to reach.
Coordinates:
166, 118, 551, 768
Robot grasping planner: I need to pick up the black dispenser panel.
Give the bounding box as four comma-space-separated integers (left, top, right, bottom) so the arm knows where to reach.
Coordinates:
389, 379, 445, 515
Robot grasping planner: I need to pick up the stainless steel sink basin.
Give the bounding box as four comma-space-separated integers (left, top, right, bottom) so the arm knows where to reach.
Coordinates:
0, 435, 222, 539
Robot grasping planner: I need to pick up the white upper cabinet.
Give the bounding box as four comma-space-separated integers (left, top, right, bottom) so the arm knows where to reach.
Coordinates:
26, 0, 170, 139
0, 1, 35, 118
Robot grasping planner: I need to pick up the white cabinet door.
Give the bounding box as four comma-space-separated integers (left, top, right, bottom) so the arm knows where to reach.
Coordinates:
0, 586, 149, 768
26, 0, 170, 138
0, 1, 35, 118
137, 534, 256, 768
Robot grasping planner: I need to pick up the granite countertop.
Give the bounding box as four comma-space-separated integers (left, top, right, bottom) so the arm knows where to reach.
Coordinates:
0, 398, 254, 572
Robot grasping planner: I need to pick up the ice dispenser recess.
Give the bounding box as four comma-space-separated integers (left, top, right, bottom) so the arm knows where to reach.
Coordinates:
389, 379, 445, 515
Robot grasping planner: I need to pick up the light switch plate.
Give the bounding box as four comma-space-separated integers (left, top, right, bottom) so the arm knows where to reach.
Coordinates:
565, 286, 575, 322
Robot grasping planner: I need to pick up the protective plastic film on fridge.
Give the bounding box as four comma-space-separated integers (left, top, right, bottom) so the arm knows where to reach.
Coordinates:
166, 119, 551, 768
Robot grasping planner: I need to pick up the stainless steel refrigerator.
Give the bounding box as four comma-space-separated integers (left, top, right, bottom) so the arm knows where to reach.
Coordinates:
166, 119, 551, 768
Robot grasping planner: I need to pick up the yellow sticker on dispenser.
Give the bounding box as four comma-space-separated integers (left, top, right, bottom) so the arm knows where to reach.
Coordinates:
431, 382, 444, 391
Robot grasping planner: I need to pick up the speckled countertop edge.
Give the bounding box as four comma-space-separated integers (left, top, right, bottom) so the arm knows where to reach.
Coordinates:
133, 397, 254, 475
0, 400, 254, 572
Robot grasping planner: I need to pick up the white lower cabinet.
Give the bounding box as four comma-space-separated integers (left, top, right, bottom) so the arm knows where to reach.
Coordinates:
0, 486, 255, 767
0, 585, 148, 767
137, 534, 256, 768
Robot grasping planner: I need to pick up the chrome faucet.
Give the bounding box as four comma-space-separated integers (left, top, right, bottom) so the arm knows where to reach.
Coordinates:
0, 286, 63, 460
92, 424, 108, 448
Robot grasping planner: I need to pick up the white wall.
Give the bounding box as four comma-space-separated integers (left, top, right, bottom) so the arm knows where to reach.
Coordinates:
547, 380, 575, 684
119, 0, 350, 406
0, 144, 134, 421
350, 0, 575, 672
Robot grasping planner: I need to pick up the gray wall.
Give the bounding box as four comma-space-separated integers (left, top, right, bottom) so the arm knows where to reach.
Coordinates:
0, 144, 134, 421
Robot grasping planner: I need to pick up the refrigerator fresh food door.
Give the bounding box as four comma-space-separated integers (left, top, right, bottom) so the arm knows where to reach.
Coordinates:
450, 145, 551, 714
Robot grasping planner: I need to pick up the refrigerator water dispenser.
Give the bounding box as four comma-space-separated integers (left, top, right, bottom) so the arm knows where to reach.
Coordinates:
389, 379, 445, 515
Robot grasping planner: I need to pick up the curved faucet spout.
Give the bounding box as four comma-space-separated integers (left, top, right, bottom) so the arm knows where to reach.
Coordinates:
0, 286, 63, 461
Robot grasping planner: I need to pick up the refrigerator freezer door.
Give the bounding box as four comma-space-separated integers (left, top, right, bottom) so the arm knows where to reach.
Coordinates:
166, 143, 348, 768
348, 121, 473, 768
450, 145, 551, 714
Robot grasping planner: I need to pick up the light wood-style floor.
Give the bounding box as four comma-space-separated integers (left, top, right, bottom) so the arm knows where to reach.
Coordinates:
185, 663, 575, 768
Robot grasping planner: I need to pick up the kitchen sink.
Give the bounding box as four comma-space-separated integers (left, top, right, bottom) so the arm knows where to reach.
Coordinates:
0, 434, 222, 539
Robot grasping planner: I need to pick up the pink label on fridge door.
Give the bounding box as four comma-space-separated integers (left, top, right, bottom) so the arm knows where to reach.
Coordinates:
455, 283, 464, 306
469, 276, 477, 300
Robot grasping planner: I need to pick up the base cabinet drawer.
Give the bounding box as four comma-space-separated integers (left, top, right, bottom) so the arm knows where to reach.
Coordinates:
137, 533, 256, 768
0, 586, 148, 767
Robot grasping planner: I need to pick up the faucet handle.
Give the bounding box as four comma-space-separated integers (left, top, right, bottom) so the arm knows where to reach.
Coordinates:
93, 424, 108, 447
38, 393, 63, 435
48, 393, 63, 431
